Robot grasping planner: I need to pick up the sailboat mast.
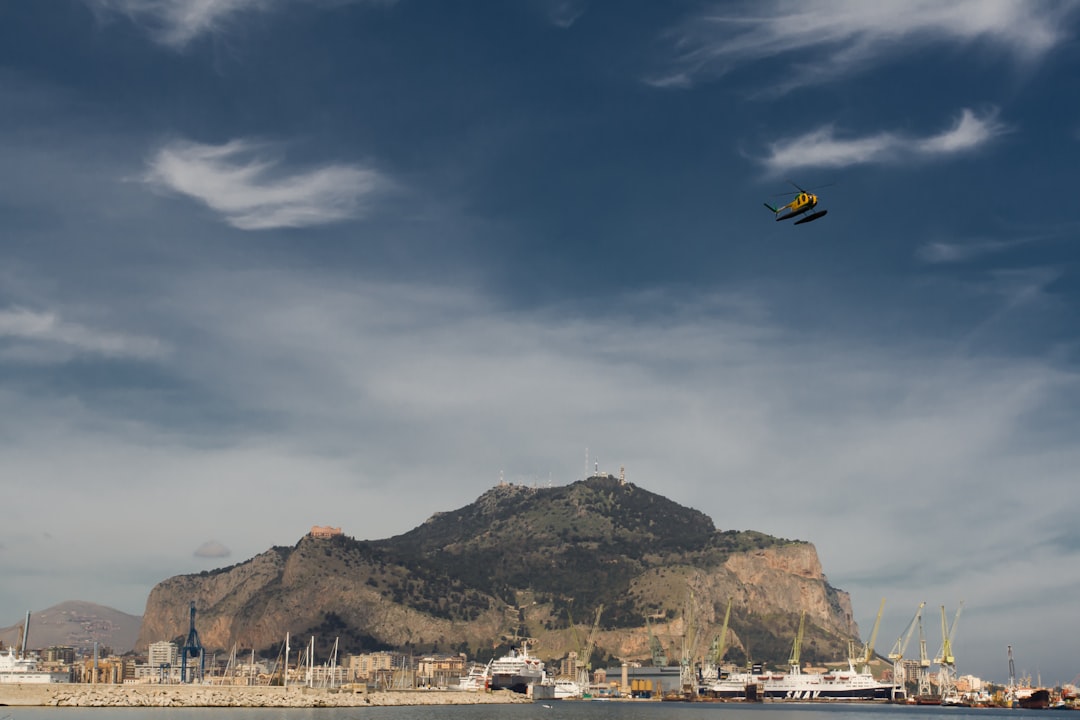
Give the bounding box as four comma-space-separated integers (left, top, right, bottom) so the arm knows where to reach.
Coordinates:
284, 632, 290, 690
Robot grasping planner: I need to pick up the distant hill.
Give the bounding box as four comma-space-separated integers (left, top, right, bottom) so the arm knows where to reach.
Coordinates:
0, 601, 141, 654
138, 476, 860, 669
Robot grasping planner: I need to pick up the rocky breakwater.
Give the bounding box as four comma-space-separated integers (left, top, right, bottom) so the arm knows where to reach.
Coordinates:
0, 683, 532, 708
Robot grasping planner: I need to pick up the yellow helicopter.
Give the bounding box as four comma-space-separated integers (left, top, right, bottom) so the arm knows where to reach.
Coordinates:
763, 181, 830, 225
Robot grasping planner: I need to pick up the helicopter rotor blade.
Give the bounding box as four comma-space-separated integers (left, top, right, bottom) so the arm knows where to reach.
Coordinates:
775, 181, 835, 196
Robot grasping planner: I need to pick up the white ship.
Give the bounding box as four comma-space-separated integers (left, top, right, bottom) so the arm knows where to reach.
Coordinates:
487, 642, 545, 693
761, 664, 895, 700
454, 662, 491, 691
0, 612, 69, 684
707, 663, 894, 700
552, 677, 583, 699
0, 648, 68, 684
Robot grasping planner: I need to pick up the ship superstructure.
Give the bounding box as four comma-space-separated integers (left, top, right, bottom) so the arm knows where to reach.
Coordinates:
487, 642, 545, 693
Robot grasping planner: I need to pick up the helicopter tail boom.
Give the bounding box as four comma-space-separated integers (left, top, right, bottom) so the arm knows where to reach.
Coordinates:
763, 202, 780, 214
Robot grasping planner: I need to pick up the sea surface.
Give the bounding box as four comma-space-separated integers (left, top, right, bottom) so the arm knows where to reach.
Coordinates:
3, 702, 1075, 720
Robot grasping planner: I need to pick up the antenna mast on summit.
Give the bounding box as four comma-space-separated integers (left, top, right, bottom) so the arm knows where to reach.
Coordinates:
585, 448, 589, 478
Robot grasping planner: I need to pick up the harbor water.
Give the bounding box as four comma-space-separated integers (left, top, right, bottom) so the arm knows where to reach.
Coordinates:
3, 702, 1076, 720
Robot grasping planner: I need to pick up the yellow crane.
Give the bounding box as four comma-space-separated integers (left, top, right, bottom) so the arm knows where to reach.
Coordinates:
934, 602, 964, 701
713, 597, 733, 666
859, 598, 886, 673
702, 596, 733, 683
679, 591, 700, 696
788, 612, 806, 673
935, 602, 964, 667
888, 602, 925, 695
888, 602, 925, 662
579, 604, 603, 686
646, 617, 668, 667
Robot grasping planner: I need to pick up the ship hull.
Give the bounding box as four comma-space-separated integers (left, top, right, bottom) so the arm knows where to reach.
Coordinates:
486, 644, 545, 694
711, 671, 894, 701
489, 673, 543, 694
1018, 689, 1051, 709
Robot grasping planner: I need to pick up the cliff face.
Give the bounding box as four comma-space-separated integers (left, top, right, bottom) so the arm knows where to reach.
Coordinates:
137, 477, 860, 667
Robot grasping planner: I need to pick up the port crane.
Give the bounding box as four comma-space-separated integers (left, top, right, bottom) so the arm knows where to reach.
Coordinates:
1007, 644, 1017, 703
854, 598, 885, 674
678, 591, 701, 697
578, 604, 603, 687
788, 611, 806, 674
702, 597, 733, 683
934, 602, 964, 701
888, 601, 925, 698
916, 611, 932, 698
180, 601, 205, 683
646, 617, 668, 667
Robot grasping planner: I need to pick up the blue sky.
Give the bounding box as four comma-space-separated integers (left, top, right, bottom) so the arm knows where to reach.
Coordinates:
1, 0, 1079, 684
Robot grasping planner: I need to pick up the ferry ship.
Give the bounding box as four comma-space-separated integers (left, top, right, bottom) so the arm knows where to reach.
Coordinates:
0, 648, 69, 684
0, 612, 69, 684
761, 665, 895, 699
487, 642, 545, 693
706, 662, 895, 700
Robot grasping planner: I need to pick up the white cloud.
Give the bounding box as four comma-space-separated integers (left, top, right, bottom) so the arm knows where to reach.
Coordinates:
143, 138, 387, 230
544, 0, 589, 29
652, 0, 1076, 90
759, 108, 1008, 173
2, 269, 1078, 678
85, 0, 396, 49
918, 237, 1029, 264
86, 0, 274, 48
0, 307, 167, 362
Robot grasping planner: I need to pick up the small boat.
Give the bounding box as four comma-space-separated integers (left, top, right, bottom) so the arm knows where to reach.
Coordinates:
455, 662, 490, 691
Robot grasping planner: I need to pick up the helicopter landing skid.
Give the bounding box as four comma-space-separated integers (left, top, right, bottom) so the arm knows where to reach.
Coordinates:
794, 209, 828, 225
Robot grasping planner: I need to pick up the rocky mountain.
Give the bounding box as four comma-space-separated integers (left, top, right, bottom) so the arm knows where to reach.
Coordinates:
0, 601, 141, 654
137, 476, 860, 669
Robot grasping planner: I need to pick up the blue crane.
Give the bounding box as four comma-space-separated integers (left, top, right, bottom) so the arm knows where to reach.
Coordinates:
180, 601, 204, 683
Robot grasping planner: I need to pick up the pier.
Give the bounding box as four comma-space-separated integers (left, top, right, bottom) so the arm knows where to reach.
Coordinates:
0, 683, 532, 708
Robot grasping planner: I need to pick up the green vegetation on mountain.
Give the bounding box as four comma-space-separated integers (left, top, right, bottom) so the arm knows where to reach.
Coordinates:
366, 476, 790, 628
138, 475, 861, 669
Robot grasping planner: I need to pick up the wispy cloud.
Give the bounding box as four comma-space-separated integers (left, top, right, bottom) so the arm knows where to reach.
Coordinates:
86, 0, 274, 48
143, 138, 387, 230
85, 0, 394, 49
919, 241, 1011, 264
918, 236, 1038, 264
650, 0, 1077, 90
544, 0, 589, 29
759, 108, 1008, 173
194, 540, 231, 559
0, 307, 167, 363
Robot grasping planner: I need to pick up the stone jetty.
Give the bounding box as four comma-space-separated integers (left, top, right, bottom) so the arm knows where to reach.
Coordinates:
0, 683, 533, 708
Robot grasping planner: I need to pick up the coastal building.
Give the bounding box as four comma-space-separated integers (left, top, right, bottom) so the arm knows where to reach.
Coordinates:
148, 641, 179, 670
417, 654, 465, 687
43, 647, 76, 664
347, 651, 397, 681
559, 651, 580, 679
